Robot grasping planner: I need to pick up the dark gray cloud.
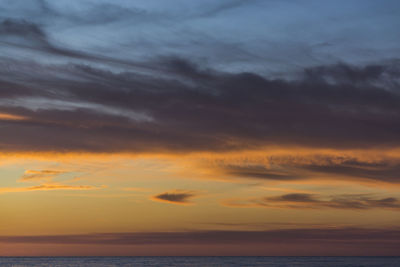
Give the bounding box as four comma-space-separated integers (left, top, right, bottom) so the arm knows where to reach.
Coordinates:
0, 56, 400, 154
0, 19, 88, 58
300, 159, 400, 182
220, 165, 302, 181
234, 193, 400, 210
214, 156, 400, 183
267, 193, 318, 203
152, 191, 196, 204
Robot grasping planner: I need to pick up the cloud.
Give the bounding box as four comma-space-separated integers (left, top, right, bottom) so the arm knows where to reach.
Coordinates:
208, 154, 400, 183
0, 2, 399, 187
1, 227, 399, 256
0, 19, 84, 58
267, 193, 318, 203
0, 18, 163, 73
0, 113, 26, 121
0, 227, 399, 247
224, 193, 400, 210
299, 159, 400, 183
0, 58, 399, 154
217, 164, 303, 181
152, 190, 197, 205
20, 169, 66, 182
3, 0, 399, 71
0, 19, 47, 44
0, 183, 105, 194
2, 228, 400, 256
197, 221, 343, 229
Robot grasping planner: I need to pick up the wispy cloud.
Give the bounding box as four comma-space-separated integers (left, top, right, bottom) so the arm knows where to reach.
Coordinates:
204, 153, 400, 184
0, 183, 105, 194
223, 193, 400, 210
19, 169, 66, 182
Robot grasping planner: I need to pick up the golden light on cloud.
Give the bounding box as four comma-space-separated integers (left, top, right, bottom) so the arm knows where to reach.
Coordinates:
0, 113, 27, 121
0, 184, 106, 194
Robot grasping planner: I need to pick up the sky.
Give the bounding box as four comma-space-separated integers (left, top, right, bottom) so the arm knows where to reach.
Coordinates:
0, 0, 400, 256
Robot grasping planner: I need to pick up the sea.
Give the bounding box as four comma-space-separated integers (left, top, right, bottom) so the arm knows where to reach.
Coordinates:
0, 257, 399, 267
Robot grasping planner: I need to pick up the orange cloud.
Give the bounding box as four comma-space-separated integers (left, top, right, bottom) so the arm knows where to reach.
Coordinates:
0, 113, 27, 121
0, 184, 105, 194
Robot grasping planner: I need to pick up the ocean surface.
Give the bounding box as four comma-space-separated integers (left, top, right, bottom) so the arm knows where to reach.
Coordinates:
0, 257, 399, 267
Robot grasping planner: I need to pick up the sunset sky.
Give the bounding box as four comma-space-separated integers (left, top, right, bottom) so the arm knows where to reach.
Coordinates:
0, 0, 400, 256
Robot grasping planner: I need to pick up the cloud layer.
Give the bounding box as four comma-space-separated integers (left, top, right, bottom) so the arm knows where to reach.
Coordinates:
0, 55, 399, 153
1, 227, 399, 256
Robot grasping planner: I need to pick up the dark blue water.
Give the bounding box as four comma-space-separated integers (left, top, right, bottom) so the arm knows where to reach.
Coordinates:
0, 257, 399, 267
